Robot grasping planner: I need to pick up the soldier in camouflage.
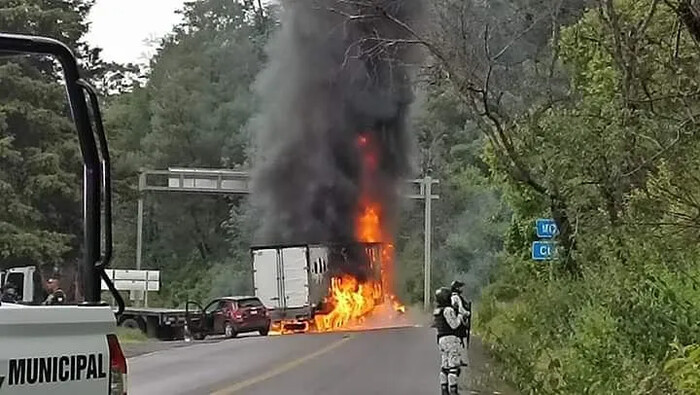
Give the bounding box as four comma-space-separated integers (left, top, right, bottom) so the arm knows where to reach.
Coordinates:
434, 287, 465, 395
450, 280, 471, 366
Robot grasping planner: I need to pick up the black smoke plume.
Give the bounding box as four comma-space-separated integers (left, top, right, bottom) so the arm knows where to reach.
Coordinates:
250, 0, 424, 247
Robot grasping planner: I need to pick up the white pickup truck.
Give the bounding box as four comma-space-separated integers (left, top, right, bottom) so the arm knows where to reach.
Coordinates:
0, 304, 124, 394
1, 267, 39, 304
0, 33, 127, 394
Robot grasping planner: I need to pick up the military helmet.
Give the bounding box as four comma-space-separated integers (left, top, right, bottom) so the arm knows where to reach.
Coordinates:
435, 287, 452, 307
450, 280, 465, 292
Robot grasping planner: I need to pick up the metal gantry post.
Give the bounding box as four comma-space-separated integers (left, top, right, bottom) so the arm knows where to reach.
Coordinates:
136, 172, 146, 271
144, 271, 149, 308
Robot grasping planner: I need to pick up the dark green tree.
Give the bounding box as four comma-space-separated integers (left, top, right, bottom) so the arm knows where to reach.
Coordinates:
104, 0, 275, 305
0, 0, 95, 274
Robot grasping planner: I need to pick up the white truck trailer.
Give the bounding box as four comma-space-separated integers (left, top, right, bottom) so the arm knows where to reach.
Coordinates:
250, 242, 384, 331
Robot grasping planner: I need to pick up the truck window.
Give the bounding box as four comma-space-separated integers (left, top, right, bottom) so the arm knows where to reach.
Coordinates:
238, 298, 263, 308
5, 272, 25, 300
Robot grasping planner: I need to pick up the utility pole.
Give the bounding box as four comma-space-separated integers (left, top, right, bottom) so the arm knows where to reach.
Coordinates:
420, 176, 439, 311
423, 176, 433, 311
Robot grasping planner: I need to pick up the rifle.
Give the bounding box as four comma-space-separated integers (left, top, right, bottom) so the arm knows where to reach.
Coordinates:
465, 300, 472, 348
452, 295, 472, 348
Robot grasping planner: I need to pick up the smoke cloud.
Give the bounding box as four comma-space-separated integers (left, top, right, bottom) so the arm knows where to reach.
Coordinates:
250, 0, 424, 246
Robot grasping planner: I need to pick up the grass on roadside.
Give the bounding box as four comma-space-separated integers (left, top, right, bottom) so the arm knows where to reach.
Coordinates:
460, 333, 519, 395
116, 327, 149, 344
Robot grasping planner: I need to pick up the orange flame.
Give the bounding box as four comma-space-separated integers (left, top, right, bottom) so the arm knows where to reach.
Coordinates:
269, 135, 407, 336
314, 275, 382, 331
269, 320, 308, 336
308, 134, 405, 333
357, 203, 381, 243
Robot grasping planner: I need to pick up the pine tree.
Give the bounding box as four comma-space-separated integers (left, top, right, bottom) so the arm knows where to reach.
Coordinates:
0, 0, 95, 272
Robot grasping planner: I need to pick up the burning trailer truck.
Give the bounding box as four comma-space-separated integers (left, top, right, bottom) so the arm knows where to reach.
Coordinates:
247, 0, 424, 334
251, 242, 399, 333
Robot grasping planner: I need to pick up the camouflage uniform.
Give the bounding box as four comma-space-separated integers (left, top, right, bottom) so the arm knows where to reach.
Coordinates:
451, 285, 471, 366
434, 287, 464, 395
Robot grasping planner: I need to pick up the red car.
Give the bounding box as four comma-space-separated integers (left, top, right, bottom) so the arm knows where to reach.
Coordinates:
194, 296, 271, 339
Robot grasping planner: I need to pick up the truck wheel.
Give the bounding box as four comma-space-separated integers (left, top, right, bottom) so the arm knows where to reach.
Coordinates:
192, 332, 206, 341
224, 321, 237, 339
119, 318, 144, 332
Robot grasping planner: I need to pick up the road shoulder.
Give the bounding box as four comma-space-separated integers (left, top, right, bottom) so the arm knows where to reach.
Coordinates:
123, 337, 227, 358
463, 337, 518, 394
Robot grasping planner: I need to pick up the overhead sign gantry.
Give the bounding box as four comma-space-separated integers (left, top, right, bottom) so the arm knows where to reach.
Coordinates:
135, 168, 439, 310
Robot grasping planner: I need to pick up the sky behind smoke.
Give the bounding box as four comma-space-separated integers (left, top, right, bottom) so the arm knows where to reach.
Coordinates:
85, 0, 186, 64
86, 0, 277, 64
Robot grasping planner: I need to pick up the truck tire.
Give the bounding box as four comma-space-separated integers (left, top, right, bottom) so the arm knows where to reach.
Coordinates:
119, 318, 144, 333
193, 332, 206, 341
224, 321, 237, 339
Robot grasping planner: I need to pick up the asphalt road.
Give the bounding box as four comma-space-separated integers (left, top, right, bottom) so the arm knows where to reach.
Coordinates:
128, 326, 439, 395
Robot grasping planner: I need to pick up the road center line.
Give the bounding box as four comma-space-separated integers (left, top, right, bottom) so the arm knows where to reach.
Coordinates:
210, 335, 353, 395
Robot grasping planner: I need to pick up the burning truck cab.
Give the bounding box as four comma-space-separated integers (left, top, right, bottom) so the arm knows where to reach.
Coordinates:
251, 242, 395, 333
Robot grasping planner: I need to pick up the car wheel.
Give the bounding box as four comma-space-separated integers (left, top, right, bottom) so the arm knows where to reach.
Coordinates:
259, 327, 269, 336
224, 321, 238, 339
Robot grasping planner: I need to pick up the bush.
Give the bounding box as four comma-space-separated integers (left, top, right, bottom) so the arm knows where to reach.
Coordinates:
665, 343, 700, 394
476, 236, 700, 394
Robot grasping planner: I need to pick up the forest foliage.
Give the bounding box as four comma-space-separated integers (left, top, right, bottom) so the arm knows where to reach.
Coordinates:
1, 0, 700, 393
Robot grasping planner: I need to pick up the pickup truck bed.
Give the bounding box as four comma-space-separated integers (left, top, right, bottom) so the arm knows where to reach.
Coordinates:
118, 307, 191, 340
0, 304, 118, 395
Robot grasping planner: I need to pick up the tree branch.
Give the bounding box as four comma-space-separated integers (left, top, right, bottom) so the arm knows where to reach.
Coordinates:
665, 0, 700, 43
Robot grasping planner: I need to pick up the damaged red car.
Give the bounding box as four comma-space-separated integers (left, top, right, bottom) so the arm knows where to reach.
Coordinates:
189, 296, 271, 340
